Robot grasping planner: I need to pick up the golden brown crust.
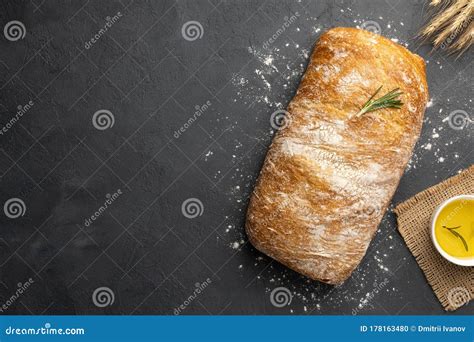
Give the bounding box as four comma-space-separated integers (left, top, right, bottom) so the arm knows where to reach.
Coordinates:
245, 27, 429, 285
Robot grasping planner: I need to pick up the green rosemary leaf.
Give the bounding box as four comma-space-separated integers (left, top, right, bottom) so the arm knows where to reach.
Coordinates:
443, 225, 469, 252
355, 86, 404, 118
442, 225, 461, 230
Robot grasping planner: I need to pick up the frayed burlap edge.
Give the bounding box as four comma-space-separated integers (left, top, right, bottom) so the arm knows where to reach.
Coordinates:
394, 165, 474, 311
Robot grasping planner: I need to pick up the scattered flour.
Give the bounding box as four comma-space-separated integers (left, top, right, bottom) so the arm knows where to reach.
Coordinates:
221, 9, 462, 315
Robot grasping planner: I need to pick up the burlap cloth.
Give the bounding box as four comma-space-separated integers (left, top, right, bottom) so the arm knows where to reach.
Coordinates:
394, 165, 473, 311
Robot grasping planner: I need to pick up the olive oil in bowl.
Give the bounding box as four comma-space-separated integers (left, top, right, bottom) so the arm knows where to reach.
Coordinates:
431, 195, 474, 266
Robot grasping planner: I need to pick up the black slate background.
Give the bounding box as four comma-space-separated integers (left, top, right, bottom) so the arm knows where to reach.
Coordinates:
0, 0, 472, 315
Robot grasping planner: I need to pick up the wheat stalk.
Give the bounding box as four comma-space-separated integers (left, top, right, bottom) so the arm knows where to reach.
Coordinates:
419, 0, 473, 55
449, 21, 474, 54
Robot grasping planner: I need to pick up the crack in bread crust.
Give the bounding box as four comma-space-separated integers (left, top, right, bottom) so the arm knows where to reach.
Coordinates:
245, 27, 429, 285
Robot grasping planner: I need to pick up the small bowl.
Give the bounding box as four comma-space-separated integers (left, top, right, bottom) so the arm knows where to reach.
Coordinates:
431, 194, 474, 267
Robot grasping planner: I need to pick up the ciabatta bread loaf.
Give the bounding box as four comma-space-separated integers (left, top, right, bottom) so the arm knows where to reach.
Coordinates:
246, 27, 428, 284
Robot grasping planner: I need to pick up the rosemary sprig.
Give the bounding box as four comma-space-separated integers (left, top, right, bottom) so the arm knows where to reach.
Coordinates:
443, 225, 469, 252
355, 86, 404, 118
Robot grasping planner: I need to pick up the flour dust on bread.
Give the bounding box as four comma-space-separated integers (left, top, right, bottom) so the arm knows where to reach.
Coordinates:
246, 27, 428, 285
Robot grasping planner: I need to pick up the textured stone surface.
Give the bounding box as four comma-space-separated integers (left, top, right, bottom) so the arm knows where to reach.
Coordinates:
0, 0, 471, 315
